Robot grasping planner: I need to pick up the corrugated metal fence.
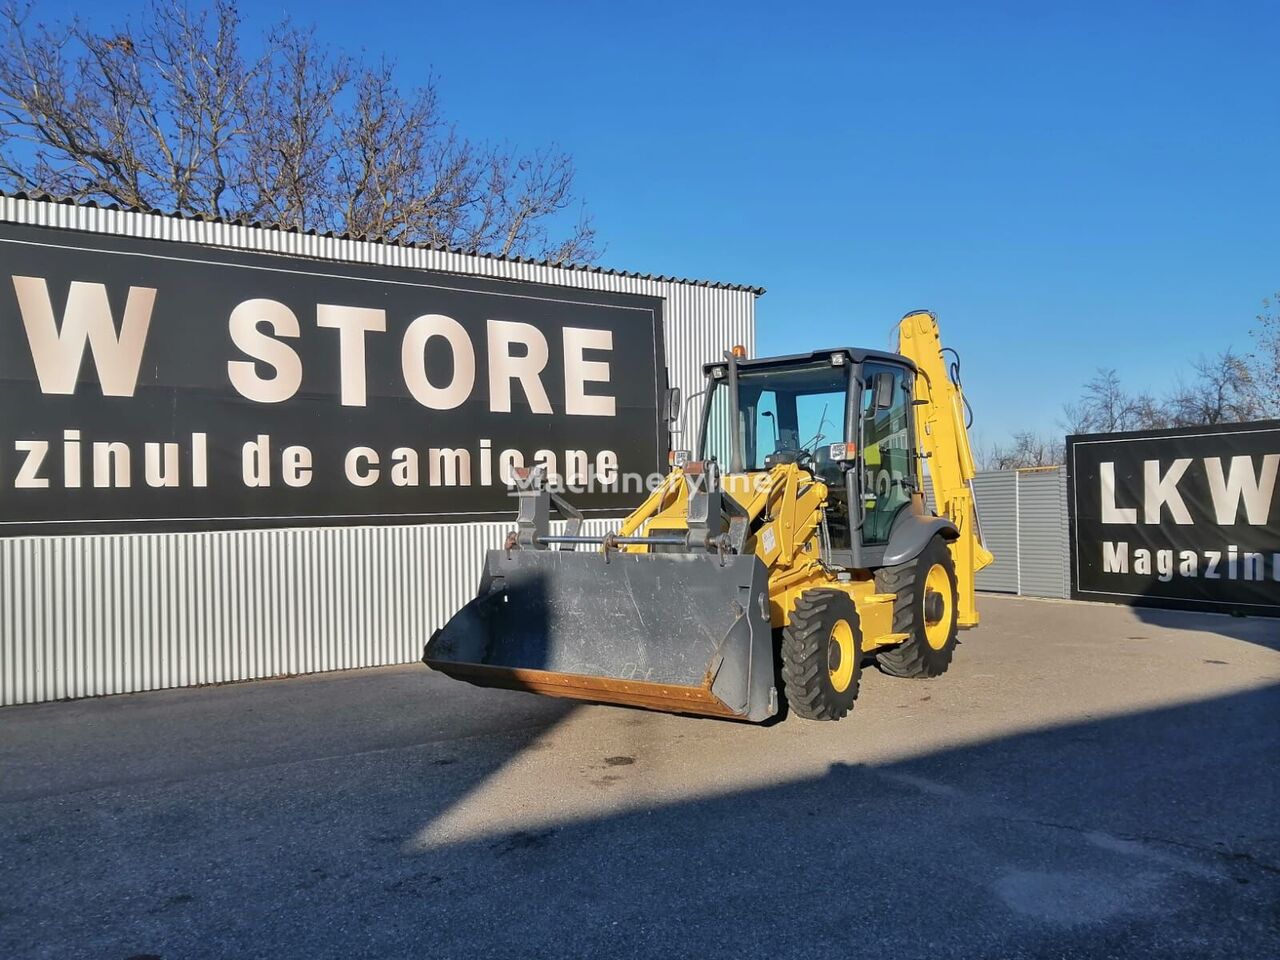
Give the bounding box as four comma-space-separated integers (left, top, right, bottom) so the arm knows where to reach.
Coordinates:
971, 467, 1070, 599
1, 518, 613, 706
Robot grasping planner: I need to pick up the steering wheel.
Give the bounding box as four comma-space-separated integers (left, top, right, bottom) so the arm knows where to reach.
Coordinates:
763, 446, 814, 470
811, 442, 834, 470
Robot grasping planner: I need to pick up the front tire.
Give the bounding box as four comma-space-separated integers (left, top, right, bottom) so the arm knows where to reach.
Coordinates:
780, 589, 861, 721
874, 535, 959, 678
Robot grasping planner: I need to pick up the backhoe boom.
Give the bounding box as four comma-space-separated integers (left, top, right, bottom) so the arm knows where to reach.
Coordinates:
896, 311, 995, 627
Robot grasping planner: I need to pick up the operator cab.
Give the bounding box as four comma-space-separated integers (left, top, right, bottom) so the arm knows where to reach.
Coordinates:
694, 347, 920, 569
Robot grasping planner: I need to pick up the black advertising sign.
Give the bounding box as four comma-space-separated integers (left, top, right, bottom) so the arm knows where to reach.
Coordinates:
1068, 421, 1280, 616
0, 222, 666, 535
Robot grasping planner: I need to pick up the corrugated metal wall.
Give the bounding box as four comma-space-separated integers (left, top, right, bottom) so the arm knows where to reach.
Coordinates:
925, 467, 1070, 598
972, 467, 1070, 599
0, 519, 615, 706
0, 198, 755, 705
972, 472, 1020, 594
1014, 469, 1071, 599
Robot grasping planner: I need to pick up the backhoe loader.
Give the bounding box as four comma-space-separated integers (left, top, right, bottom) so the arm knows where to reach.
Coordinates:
424, 311, 994, 722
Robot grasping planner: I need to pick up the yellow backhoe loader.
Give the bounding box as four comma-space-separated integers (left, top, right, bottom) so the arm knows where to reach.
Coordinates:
424, 311, 994, 722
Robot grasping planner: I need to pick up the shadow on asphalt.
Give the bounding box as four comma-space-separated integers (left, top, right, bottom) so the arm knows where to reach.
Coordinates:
0, 665, 578, 804
401, 683, 1280, 960
2, 677, 1277, 959
1128, 604, 1280, 651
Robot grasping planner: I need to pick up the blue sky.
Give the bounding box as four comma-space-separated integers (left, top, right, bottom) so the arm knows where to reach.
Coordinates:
30, 0, 1280, 446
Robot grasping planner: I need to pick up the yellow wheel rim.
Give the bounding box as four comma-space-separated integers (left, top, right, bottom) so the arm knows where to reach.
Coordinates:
827, 619, 856, 693
923, 563, 953, 651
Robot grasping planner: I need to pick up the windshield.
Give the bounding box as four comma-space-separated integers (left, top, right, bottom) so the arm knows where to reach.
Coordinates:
701, 361, 848, 471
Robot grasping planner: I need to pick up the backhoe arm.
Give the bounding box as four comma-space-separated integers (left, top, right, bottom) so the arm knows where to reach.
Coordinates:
896, 311, 994, 627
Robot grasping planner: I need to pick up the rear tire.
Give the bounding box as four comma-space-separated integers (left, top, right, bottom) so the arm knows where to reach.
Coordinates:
780, 589, 861, 721
874, 535, 959, 678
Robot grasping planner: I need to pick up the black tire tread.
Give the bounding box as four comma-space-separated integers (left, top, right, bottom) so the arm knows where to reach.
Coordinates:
875, 536, 958, 679
780, 589, 860, 721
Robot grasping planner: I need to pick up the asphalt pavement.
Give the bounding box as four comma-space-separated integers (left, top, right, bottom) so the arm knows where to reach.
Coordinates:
2, 595, 1278, 959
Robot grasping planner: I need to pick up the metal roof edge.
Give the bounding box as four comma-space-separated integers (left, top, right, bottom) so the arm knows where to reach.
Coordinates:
1, 190, 766, 296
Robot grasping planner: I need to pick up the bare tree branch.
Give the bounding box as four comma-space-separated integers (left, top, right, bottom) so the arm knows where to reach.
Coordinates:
1249, 294, 1280, 416
0, 0, 597, 261
977, 431, 1064, 470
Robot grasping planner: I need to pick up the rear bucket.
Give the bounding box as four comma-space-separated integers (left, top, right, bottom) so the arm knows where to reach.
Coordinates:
424, 549, 777, 722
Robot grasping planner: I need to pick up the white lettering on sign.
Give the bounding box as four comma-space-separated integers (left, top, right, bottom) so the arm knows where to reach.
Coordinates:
316, 304, 387, 407
428, 448, 471, 487
1205, 455, 1278, 526
487, 319, 553, 414
13, 440, 49, 488
221, 296, 619, 415
227, 298, 303, 403
12, 276, 155, 397
1142, 458, 1193, 525
1102, 539, 1128, 573
1100, 540, 1276, 583
391, 448, 420, 487
1100, 455, 1278, 526
144, 442, 180, 488
401, 314, 475, 410
281, 445, 313, 488
562, 327, 615, 416
242, 435, 272, 488
345, 447, 380, 487
93, 441, 131, 488
1100, 462, 1137, 524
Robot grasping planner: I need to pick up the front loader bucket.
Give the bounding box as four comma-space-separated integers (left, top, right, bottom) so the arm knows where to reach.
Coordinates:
424, 549, 777, 722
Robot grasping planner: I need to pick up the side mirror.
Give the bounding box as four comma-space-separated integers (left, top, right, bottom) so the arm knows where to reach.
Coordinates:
664, 386, 683, 425
874, 372, 896, 410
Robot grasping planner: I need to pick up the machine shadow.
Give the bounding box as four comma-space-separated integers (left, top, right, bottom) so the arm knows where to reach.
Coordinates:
3, 678, 1278, 959
1123, 586, 1280, 652
392, 683, 1280, 959
0, 664, 584, 957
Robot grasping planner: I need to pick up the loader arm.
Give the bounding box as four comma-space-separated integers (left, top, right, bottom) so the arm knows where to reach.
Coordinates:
896, 311, 994, 627
619, 460, 825, 576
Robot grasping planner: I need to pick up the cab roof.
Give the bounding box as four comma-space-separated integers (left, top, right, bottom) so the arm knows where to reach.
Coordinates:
701, 347, 915, 376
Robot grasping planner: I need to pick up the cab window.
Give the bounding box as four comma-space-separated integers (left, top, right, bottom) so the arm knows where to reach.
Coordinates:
702, 362, 846, 471
859, 363, 914, 544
